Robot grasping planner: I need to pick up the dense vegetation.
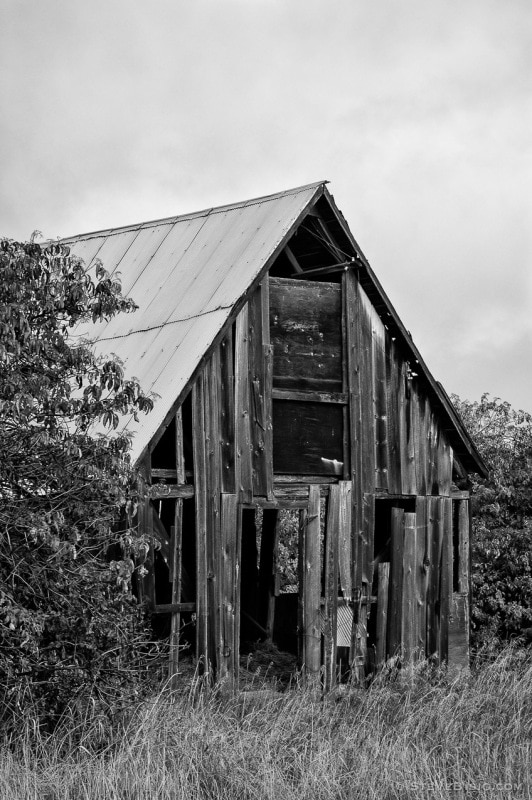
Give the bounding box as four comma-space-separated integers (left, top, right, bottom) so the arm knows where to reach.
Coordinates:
452, 394, 532, 647
0, 239, 156, 734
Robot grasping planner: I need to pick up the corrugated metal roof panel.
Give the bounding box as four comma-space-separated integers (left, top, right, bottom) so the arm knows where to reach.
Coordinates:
66, 182, 324, 462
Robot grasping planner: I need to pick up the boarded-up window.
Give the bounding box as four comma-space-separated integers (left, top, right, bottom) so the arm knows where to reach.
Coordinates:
270, 277, 342, 391
273, 401, 344, 474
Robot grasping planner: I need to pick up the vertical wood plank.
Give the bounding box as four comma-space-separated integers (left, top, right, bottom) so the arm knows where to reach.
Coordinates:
205, 352, 223, 678
219, 493, 239, 689
302, 485, 321, 680
457, 499, 470, 593
398, 359, 409, 494
168, 501, 183, 686
220, 332, 236, 494
324, 485, 340, 690
439, 497, 453, 662
386, 339, 402, 494
363, 492, 376, 593
387, 507, 405, 657
427, 497, 442, 659
354, 284, 375, 589
337, 481, 352, 601
192, 375, 209, 674
415, 496, 429, 657
235, 305, 253, 503
405, 378, 417, 494
448, 593, 470, 672
248, 284, 273, 498
401, 512, 417, 663
373, 318, 388, 491
345, 271, 361, 591
175, 408, 186, 485
376, 561, 390, 668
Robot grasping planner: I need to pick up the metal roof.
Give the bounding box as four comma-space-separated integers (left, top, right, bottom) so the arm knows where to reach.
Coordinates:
65, 182, 325, 463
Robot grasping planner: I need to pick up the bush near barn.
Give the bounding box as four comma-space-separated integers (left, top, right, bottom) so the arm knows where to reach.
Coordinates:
0, 238, 156, 734
451, 393, 532, 647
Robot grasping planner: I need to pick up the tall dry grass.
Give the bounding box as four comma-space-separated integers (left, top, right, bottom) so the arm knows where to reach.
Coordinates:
1, 647, 530, 799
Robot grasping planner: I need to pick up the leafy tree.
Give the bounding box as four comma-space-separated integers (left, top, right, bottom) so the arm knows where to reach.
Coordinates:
451, 393, 532, 646
0, 238, 156, 733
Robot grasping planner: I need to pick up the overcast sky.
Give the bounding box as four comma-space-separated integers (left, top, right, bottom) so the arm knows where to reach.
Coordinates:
1, 0, 530, 412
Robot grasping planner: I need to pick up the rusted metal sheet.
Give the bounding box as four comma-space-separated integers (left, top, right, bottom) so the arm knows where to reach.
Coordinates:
64, 183, 324, 464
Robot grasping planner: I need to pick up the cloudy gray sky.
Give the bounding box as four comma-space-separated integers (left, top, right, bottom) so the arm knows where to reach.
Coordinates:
1, 0, 531, 411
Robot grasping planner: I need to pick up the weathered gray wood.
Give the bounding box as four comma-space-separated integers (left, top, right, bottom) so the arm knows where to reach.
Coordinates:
448, 592, 469, 672
373, 318, 388, 491
168, 501, 183, 686
235, 305, 253, 502
147, 483, 194, 500
220, 332, 236, 494
401, 512, 417, 663
272, 388, 348, 404
205, 352, 223, 678
376, 562, 390, 668
439, 497, 453, 662
415, 496, 429, 657
354, 284, 376, 591
301, 486, 321, 680
175, 407, 186, 484
192, 375, 209, 673
270, 277, 343, 391
427, 497, 442, 659
154, 602, 196, 614
337, 481, 352, 601
457, 499, 470, 593
324, 485, 340, 690
386, 340, 402, 494
220, 493, 239, 689
387, 507, 405, 657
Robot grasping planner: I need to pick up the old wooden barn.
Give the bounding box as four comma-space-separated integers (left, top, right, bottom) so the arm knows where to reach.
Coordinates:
65, 182, 487, 688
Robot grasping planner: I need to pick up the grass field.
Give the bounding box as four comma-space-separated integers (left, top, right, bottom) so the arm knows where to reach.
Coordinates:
1, 647, 530, 799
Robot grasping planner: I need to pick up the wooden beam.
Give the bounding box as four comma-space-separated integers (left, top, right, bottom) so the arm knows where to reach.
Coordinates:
284, 244, 303, 273
147, 484, 194, 500
272, 388, 348, 404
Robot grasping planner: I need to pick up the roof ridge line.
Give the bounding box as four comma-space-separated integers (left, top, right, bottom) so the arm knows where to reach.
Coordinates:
59, 181, 328, 244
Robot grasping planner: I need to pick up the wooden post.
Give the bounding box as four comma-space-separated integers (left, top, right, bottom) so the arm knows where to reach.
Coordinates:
387, 507, 404, 657
301, 485, 321, 681
168, 501, 183, 687
439, 497, 453, 662
235, 305, 253, 503
192, 376, 209, 675
376, 562, 390, 668
323, 485, 340, 690
415, 496, 429, 657
457, 499, 470, 593
428, 497, 443, 660
219, 493, 239, 690
401, 512, 417, 664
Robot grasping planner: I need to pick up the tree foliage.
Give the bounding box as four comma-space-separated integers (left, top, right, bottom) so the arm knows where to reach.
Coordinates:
452, 393, 532, 646
0, 238, 156, 733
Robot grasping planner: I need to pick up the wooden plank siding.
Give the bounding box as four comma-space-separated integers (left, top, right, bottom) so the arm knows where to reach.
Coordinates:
156, 265, 469, 685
